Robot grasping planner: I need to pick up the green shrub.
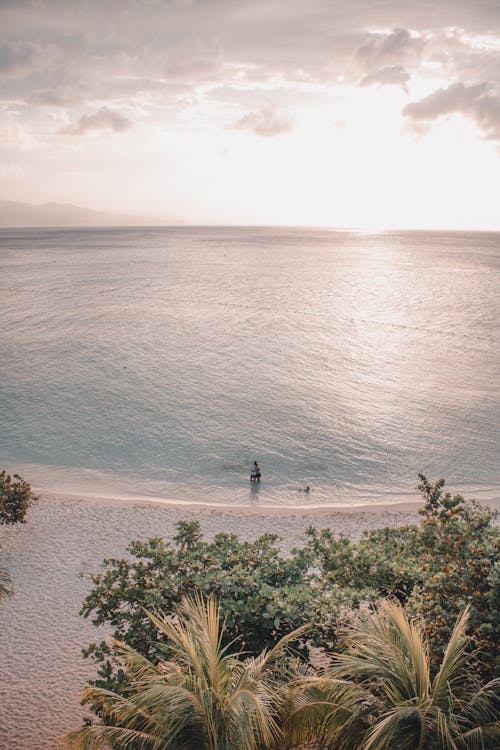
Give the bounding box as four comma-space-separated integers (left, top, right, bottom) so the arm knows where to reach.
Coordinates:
0, 470, 37, 525
81, 520, 352, 693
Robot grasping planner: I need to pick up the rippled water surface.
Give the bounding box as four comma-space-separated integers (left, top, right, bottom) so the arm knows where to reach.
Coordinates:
1, 226, 499, 506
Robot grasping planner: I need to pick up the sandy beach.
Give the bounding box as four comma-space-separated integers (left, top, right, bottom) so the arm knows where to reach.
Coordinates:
0, 491, 496, 750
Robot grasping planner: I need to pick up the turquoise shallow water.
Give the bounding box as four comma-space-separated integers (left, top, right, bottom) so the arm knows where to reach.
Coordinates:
1, 226, 499, 507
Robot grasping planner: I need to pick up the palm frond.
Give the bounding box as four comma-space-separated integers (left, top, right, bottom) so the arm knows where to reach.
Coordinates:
69, 592, 301, 750
329, 602, 431, 705
284, 674, 376, 749
0, 567, 13, 601
457, 678, 500, 744
66, 723, 159, 750
315, 601, 497, 750
363, 704, 427, 750
113, 639, 168, 686
434, 707, 461, 750
431, 605, 470, 705
258, 622, 311, 668
145, 593, 236, 696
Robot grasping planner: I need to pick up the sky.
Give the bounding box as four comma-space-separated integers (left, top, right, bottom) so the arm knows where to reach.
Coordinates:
1, 0, 500, 229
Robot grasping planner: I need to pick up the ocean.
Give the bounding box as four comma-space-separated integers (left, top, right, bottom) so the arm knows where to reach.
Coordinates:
1, 226, 499, 507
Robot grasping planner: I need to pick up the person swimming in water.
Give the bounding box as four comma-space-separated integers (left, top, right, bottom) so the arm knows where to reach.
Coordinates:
250, 461, 261, 483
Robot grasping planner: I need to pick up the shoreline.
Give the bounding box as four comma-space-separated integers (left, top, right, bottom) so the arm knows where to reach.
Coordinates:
38, 485, 500, 517
45, 490, 427, 516
5, 462, 499, 518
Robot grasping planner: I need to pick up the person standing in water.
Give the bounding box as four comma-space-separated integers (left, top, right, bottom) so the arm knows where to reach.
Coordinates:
250, 461, 261, 483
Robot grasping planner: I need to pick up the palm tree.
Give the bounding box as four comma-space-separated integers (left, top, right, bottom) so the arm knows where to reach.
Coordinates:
66, 592, 307, 750
0, 567, 13, 601
289, 601, 499, 750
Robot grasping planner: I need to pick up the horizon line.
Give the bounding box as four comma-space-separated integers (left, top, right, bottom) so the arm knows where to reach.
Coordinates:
1, 223, 500, 233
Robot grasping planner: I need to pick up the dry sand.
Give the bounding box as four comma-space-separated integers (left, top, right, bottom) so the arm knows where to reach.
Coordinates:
0, 491, 457, 749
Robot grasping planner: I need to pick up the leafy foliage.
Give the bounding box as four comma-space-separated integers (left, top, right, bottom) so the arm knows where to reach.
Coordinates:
81, 521, 357, 693
408, 475, 500, 678
306, 475, 500, 679
291, 602, 500, 750
69, 593, 309, 750
305, 522, 420, 604
81, 477, 500, 707
72, 596, 500, 750
0, 470, 37, 525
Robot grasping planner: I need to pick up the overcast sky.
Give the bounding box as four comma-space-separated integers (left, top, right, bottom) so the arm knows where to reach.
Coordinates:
1, 0, 500, 228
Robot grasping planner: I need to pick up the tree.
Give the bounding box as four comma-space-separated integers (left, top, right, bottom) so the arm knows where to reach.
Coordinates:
291, 601, 500, 750
67, 594, 307, 750
305, 523, 420, 604
0, 469, 37, 600
0, 470, 37, 525
408, 475, 500, 678
306, 476, 500, 679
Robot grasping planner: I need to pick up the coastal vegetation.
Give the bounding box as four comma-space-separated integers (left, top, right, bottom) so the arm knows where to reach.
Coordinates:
288, 602, 499, 750
0, 469, 37, 526
306, 475, 500, 679
74, 477, 500, 747
68, 596, 499, 749
68, 594, 309, 750
0, 469, 38, 600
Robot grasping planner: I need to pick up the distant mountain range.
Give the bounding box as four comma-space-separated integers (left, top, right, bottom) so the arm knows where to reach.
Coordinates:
0, 200, 173, 227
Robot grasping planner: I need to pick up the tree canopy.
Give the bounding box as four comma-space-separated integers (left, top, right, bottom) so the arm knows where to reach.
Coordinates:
0, 470, 37, 525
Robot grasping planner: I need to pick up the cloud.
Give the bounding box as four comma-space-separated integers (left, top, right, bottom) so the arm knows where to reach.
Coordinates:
2, 4, 498, 114
403, 81, 500, 140
232, 103, 295, 137
60, 106, 132, 135
474, 94, 500, 140
30, 86, 84, 107
404, 81, 488, 118
0, 40, 55, 78
357, 28, 424, 67
432, 29, 500, 83
360, 65, 410, 88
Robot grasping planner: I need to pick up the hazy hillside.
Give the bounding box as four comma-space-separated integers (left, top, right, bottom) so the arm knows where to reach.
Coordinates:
0, 200, 170, 227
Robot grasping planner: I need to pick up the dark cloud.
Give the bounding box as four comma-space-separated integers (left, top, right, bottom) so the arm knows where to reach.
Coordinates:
404, 82, 500, 140
60, 107, 131, 135
361, 65, 410, 88
0, 40, 55, 77
233, 104, 295, 137
357, 28, 424, 67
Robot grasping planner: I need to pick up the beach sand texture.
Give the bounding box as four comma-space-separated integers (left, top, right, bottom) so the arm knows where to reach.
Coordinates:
0, 493, 424, 750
